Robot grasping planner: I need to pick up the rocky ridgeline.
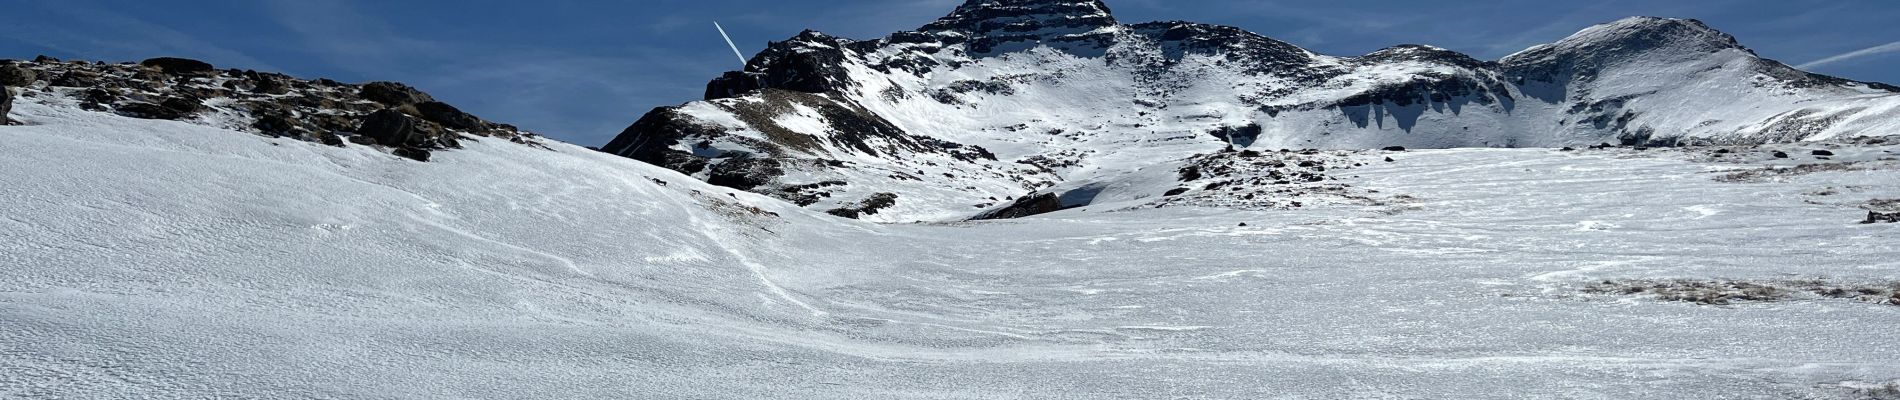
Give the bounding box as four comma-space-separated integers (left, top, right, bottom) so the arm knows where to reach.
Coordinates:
1, 56, 541, 161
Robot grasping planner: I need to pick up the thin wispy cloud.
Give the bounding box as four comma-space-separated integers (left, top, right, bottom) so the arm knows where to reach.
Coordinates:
1798, 40, 1900, 69
259, 0, 445, 76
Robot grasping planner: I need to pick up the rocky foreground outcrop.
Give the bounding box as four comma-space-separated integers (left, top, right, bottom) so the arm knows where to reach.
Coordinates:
1, 56, 542, 161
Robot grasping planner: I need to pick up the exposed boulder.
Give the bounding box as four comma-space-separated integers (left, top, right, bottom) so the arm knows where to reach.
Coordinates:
414, 101, 484, 131
139, 57, 215, 76
1867, 199, 1900, 224
2, 86, 13, 124
359, 81, 435, 106
706, 157, 785, 191
0, 64, 35, 86
355, 109, 431, 146
252, 75, 291, 95
109, 95, 203, 120
1208, 124, 1262, 147
251, 113, 305, 137
49, 71, 100, 88
825, 192, 900, 219
391, 147, 431, 162
159, 96, 203, 114
116, 102, 190, 120
1811, 149, 1835, 156
973, 192, 1064, 220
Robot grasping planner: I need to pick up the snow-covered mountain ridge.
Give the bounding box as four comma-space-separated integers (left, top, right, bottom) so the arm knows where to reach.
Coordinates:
605, 0, 1900, 221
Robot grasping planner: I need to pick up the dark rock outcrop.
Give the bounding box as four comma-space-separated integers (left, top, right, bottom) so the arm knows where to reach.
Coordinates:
139, 57, 215, 76
356, 109, 433, 146
1208, 124, 1261, 147
0, 64, 35, 86
705, 31, 857, 100
2, 85, 13, 124
116, 101, 192, 120
921, 0, 1119, 56
7, 57, 538, 160
250, 112, 303, 137
602, 106, 725, 173
415, 101, 484, 131
359, 81, 436, 106
49, 71, 100, 88
707, 157, 785, 191
252, 75, 291, 95
973, 192, 1064, 220
391, 147, 432, 162
825, 192, 899, 219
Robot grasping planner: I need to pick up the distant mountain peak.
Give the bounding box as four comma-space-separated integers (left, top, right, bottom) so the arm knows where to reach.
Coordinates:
1505, 16, 1748, 66
1564, 17, 1742, 50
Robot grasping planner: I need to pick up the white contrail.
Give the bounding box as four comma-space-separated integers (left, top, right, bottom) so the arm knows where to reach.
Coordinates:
1797, 40, 1900, 69
713, 21, 747, 68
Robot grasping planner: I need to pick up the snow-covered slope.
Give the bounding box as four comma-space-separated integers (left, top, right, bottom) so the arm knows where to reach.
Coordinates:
604, 0, 1900, 221
7, 96, 1900, 398
0, 98, 880, 397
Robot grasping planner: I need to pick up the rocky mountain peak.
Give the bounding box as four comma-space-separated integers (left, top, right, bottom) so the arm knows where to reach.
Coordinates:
919, 0, 1119, 55
703, 30, 861, 101
926, 0, 1117, 30
1501, 16, 1754, 86
1504, 17, 1747, 67
1561, 17, 1742, 52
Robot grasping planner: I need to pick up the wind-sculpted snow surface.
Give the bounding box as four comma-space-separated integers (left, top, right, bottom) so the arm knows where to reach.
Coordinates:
7, 93, 1900, 398
606, 0, 1900, 221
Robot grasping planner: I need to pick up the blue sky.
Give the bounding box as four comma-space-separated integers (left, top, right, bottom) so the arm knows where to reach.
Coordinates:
3, 0, 1897, 145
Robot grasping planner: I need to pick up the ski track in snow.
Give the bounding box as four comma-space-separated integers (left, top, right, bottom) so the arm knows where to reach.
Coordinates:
4, 103, 1900, 398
